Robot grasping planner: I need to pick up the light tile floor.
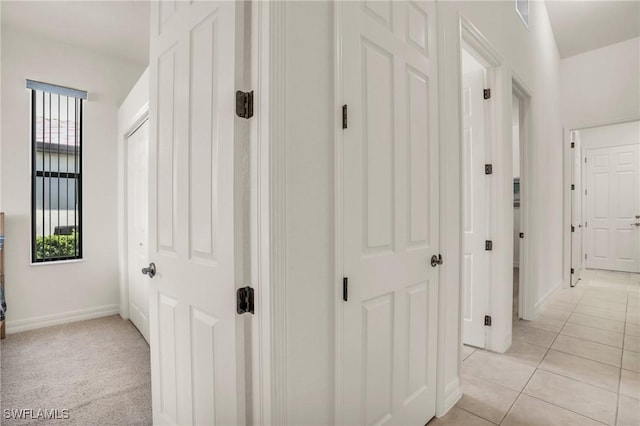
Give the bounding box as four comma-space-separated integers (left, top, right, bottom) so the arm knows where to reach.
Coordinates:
429, 269, 640, 426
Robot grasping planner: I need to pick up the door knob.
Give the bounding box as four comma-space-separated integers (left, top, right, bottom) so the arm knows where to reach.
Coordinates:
430, 254, 443, 267
142, 262, 156, 278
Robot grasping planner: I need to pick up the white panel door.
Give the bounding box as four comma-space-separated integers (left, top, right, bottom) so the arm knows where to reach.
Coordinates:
128, 119, 150, 342
148, 2, 241, 425
570, 132, 583, 285
461, 69, 488, 348
341, 1, 439, 424
586, 144, 640, 272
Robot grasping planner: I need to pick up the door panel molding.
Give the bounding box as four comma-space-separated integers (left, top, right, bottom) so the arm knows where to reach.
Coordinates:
336, 2, 440, 424
148, 2, 242, 425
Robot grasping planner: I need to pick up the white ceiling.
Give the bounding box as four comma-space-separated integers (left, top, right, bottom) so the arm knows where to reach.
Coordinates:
545, 0, 640, 59
1, 1, 150, 66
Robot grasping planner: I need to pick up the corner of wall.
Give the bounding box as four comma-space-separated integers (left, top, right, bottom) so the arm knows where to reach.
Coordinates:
534, 278, 563, 317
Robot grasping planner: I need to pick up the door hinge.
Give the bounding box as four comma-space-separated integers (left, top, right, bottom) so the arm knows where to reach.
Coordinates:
571, 268, 575, 274
571, 142, 575, 148
343, 277, 348, 302
585, 221, 587, 228
485, 164, 493, 175
519, 232, 524, 238
342, 104, 348, 129
485, 240, 493, 251
585, 189, 587, 196
571, 184, 575, 190
236, 90, 254, 119
484, 315, 492, 326
571, 225, 575, 232
585, 253, 587, 259
237, 286, 255, 314
585, 157, 587, 163
483, 89, 491, 100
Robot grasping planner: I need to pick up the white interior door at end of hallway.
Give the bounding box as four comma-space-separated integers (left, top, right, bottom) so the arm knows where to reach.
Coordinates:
586, 144, 640, 273
570, 131, 583, 285
148, 2, 241, 425
340, 1, 439, 425
461, 66, 488, 349
127, 119, 150, 343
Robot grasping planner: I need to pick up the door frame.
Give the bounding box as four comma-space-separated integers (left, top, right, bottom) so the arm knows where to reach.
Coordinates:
511, 76, 535, 321
459, 16, 519, 353
117, 99, 149, 320
562, 115, 640, 287
249, 1, 281, 424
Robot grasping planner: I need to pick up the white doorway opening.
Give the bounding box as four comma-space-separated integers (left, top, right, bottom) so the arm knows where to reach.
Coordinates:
564, 121, 640, 285
512, 94, 522, 315
512, 77, 534, 321
459, 18, 536, 354
568, 121, 640, 275
511, 79, 535, 321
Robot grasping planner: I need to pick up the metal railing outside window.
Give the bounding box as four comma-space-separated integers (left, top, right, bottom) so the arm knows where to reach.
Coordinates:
28, 80, 87, 263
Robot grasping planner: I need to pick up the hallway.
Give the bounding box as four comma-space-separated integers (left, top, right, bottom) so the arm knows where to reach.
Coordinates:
431, 270, 640, 425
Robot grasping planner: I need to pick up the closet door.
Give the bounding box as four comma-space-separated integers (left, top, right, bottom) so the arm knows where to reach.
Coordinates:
340, 1, 439, 424
585, 144, 640, 272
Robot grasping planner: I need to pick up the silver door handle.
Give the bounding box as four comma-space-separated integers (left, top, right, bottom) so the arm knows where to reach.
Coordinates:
142, 262, 156, 278
632, 223, 640, 227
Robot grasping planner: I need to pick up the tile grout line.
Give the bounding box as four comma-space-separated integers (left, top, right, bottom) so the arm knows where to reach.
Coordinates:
454, 405, 500, 425
498, 284, 578, 425
462, 271, 631, 426
613, 274, 630, 426
500, 271, 622, 425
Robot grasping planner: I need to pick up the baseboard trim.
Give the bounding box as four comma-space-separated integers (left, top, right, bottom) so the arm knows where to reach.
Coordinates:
534, 279, 563, 318
6, 304, 120, 334
437, 377, 462, 417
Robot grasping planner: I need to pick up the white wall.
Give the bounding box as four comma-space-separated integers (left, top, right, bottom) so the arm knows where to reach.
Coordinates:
117, 68, 149, 319
579, 121, 640, 151
1, 26, 145, 332
561, 37, 640, 129
282, 2, 334, 423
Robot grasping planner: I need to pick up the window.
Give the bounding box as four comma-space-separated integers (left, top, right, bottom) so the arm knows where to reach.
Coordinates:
516, 0, 529, 28
28, 80, 87, 263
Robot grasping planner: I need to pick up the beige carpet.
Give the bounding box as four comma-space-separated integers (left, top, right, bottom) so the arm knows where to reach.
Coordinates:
0, 315, 151, 425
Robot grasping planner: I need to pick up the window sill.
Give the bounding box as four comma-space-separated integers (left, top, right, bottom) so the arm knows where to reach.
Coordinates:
30, 258, 84, 267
